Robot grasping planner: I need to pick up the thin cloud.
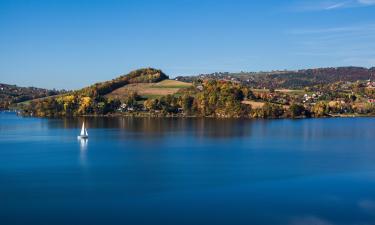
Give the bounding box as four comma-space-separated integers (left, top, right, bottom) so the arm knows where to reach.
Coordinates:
358, 0, 375, 5
288, 23, 375, 68
291, 0, 375, 11
325, 2, 350, 10
288, 23, 375, 35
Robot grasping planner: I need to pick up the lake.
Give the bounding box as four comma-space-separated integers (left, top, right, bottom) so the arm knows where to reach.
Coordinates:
1, 112, 375, 225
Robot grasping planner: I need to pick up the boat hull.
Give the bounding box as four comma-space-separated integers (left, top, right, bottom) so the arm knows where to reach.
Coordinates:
77, 135, 88, 139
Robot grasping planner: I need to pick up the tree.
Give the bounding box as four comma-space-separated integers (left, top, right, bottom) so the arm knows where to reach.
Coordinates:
289, 103, 305, 118
144, 99, 159, 111
349, 94, 357, 102
312, 102, 329, 117
124, 91, 139, 107
181, 94, 194, 115
259, 103, 284, 118
78, 97, 93, 115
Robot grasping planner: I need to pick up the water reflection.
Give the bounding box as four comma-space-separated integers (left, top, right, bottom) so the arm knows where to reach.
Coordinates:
54, 117, 253, 139
78, 138, 88, 166
15, 114, 375, 142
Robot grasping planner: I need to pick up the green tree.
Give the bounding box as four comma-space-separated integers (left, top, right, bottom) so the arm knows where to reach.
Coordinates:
259, 103, 284, 118
289, 103, 305, 118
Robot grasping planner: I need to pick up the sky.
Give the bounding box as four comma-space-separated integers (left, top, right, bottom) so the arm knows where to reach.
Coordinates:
0, 0, 375, 89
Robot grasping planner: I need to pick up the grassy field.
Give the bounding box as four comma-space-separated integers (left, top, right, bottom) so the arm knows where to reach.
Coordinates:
106, 79, 192, 100
151, 79, 192, 89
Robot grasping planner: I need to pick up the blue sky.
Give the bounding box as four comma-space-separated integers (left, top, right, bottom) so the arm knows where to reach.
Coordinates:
0, 0, 375, 89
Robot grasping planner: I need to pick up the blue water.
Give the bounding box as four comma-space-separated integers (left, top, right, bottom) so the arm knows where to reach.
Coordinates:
1, 112, 375, 225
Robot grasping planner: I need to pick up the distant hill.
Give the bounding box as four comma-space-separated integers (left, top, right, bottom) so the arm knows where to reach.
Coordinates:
0, 83, 65, 110
176, 66, 375, 89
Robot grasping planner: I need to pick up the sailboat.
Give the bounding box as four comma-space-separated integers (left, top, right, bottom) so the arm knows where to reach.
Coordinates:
78, 122, 88, 139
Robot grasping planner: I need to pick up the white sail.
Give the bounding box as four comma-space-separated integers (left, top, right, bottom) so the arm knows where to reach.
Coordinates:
80, 122, 85, 136
84, 128, 88, 136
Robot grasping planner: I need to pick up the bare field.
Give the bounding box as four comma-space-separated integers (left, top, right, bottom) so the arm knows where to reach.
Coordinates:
242, 100, 289, 110
241, 100, 265, 109
275, 89, 304, 93
106, 79, 192, 99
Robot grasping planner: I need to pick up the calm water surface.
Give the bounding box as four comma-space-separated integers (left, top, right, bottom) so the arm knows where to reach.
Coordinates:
1, 112, 375, 225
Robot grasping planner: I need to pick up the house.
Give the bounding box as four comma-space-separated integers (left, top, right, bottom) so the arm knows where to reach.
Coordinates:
117, 103, 135, 112
117, 103, 127, 111
367, 80, 375, 88
302, 92, 323, 103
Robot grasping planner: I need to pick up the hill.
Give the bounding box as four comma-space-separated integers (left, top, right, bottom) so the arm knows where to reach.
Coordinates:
176, 67, 375, 89
21, 68, 180, 117
0, 83, 65, 110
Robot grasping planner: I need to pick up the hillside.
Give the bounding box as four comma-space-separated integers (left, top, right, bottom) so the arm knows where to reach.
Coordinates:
106, 79, 192, 100
176, 67, 375, 89
0, 83, 64, 110
21, 68, 178, 117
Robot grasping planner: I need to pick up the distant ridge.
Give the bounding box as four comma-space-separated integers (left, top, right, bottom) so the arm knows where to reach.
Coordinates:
0, 83, 65, 110
176, 66, 375, 89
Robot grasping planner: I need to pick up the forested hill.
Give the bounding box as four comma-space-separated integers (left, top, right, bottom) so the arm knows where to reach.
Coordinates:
22, 68, 170, 117
176, 67, 375, 89
0, 83, 65, 110
77, 68, 168, 97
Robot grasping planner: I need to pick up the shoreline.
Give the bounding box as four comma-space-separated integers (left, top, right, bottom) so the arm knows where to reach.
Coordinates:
9, 111, 375, 120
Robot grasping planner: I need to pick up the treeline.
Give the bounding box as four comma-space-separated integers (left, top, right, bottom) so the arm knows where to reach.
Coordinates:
20, 68, 375, 119
25, 95, 121, 117
22, 78, 375, 118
